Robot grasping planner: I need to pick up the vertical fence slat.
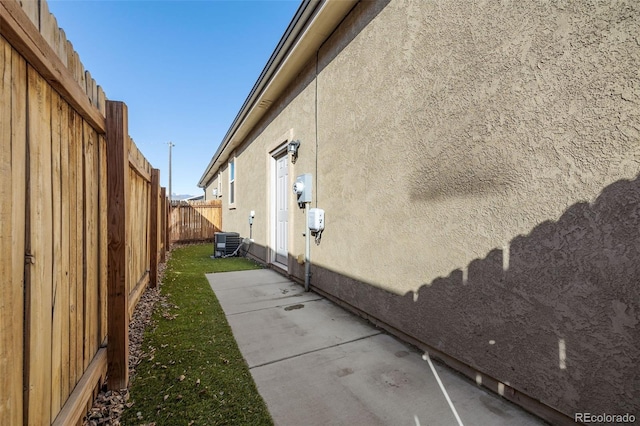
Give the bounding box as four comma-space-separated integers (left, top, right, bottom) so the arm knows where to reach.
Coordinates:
65, 103, 78, 402
59, 98, 71, 405
50, 88, 63, 419
143, 174, 150, 282
0, 36, 26, 426
127, 168, 133, 298
150, 169, 159, 288
11, 44, 27, 426
165, 192, 170, 252
106, 101, 129, 390
0, 35, 12, 425
131, 170, 138, 291
67, 109, 77, 390
26, 64, 53, 426
99, 135, 108, 344
73, 108, 84, 389
160, 188, 167, 262
39, 0, 56, 49
19, 0, 39, 30
83, 121, 99, 370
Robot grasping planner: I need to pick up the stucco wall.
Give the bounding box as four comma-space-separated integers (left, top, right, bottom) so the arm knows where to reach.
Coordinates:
207, 0, 639, 420
210, 60, 319, 265
204, 174, 218, 201
315, 0, 640, 294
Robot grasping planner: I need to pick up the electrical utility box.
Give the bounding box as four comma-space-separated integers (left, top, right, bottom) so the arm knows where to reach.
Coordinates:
293, 173, 312, 205
308, 208, 325, 232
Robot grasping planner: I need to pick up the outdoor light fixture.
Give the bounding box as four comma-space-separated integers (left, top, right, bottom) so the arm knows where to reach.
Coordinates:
288, 140, 300, 162
212, 188, 218, 197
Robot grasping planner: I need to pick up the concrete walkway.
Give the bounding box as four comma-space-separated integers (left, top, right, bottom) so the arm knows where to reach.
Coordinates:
206, 269, 545, 426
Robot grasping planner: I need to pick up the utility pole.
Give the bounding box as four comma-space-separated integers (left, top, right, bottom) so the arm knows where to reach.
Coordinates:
167, 141, 175, 202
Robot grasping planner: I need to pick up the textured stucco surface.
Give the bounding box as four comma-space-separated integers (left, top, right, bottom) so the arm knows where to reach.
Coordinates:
312, 174, 640, 417
315, 0, 640, 294
205, 0, 640, 419
206, 59, 320, 269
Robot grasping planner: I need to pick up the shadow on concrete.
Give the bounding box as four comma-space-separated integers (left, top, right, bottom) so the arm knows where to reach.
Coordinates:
312, 174, 640, 421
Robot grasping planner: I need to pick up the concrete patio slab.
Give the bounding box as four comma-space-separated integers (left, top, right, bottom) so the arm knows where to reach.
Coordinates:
207, 268, 291, 291
219, 297, 380, 368
210, 277, 321, 315
251, 333, 541, 426
251, 333, 455, 426
206, 269, 546, 426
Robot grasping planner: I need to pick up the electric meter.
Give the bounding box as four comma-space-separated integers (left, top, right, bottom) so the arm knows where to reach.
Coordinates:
293, 174, 312, 204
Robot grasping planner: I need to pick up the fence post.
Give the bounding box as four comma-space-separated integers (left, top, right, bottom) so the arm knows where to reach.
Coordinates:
149, 169, 159, 288
105, 101, 129, 390
160, 187, 167, 263
166, 193, 171, 248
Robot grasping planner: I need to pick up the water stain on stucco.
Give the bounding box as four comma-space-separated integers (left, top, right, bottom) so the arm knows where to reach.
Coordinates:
409, 146, 517, 202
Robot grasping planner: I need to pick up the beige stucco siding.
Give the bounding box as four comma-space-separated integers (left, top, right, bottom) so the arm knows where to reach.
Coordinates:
208, 0, 640, 304
203, 0, 639, 419
211, 66, 319, 262
306, 0, 640, 294
204, 173, 219, 201
207, 165, 225, 204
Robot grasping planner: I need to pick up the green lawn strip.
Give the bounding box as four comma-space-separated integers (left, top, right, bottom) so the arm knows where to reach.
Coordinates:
122, 244, 272, 426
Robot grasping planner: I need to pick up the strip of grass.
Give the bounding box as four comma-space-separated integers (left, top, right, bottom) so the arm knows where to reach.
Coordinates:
122, 244, 272, 426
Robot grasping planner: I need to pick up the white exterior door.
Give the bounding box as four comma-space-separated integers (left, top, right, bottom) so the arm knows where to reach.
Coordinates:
275, 153, 288, 265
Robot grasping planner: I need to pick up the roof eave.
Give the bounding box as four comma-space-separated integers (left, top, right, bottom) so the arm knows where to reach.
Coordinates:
198, 0, 358, 188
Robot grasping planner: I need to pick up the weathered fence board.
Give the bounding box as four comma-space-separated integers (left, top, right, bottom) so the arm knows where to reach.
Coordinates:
1, 1, 170, 423
50, 87, 64, 418
170, 200, 222, 243
129, 165, 150, 299
26, 64, 54, 426
163, 188, 169, 250
11, 52, 27, 423
0, 0, 105, 132
150, 169, 160, 287
99, 135, 108, 345
84, 121, 100, 372
161, 187, 167, 262
106, 101, 130, 392
58, 95, 71, 408
0, 34, 27, 426
71, 108, 84, 392
51, 349, 106, 426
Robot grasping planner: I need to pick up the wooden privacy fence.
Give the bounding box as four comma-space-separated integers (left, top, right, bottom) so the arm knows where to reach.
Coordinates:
170, 200, 222, 243
0, 1, 168, 424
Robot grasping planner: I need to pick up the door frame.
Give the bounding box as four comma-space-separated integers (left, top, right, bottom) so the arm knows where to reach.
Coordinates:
269, 142, 290, 270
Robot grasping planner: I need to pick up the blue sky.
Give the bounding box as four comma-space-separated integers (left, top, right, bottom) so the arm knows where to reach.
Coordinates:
47, 0, 301, 197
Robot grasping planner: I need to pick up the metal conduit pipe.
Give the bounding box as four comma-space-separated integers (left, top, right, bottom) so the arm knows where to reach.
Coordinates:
305, 205, 311, 291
